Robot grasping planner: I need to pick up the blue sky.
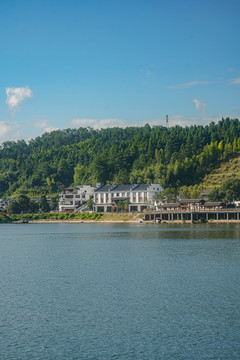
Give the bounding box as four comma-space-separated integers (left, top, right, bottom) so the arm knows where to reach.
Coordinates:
0, 0, 240, 143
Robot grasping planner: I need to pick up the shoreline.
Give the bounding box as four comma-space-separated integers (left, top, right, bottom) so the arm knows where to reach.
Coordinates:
3, 211, 240, 224
26, 219, 240, 224
28, 219, 143, 224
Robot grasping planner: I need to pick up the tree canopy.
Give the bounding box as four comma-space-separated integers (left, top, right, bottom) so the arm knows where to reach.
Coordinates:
1, 118, 240, 198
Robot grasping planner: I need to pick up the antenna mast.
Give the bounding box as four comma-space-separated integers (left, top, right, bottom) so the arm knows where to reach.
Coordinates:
166, 114, 169, 127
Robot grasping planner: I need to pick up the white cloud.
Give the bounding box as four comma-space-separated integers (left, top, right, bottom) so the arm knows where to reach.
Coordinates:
70, 115, 201, 130
193, 98, 207, 113
34, 120, 59, 133
228, 77, 240, 86
0, 120, 23, 143
34, 120, 48, 129
232, 109, 240, 115
151, 115, 229, 128
0, 121, 11, 138
70, 118, 96, 127
139, 65, 154, 78
70, 118, 127, 129
98, 118, 127, 128
69, 114, 230, 132
5, 86, 32, 111
44, 126, 59, 133
145, 71, 152, 77
168, 80, 214, 89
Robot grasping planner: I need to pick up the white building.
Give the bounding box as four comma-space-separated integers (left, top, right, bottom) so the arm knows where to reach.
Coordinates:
59, 185, 94, 212
93, 184, 163, 212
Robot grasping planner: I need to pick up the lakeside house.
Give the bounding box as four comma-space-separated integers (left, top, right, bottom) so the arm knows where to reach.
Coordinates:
59, 183, 163, 213
93, 183, 163, 212
59, 185, 94, 212
59, 185, 227, 214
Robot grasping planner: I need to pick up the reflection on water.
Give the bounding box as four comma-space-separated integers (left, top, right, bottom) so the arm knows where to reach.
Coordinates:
0, 223, 240, 359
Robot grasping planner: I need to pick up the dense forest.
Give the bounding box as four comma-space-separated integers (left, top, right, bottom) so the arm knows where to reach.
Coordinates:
1, 118, 240, 198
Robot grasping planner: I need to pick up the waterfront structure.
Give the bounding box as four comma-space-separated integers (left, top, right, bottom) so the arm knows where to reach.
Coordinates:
144, 200, 234, 222
59, 185, 94, 212
93, 183, 163, 212
156, 199, 226, 212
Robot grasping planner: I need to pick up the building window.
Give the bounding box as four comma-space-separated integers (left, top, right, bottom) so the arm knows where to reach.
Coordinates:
122, 193, 125, 197
116, 193, 119, 196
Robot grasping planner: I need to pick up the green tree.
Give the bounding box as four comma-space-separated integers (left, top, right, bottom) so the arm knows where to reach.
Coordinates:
208, 187, 222, 202
118, 200, 129, 212
74, 164, 86, 185
50, 196, 58, 210
39, 195, 50, 212
221, 178, 240, 202
87, 198, 94, 211
154, 187, 178, 203
208, 178, 240, 203
8, 195, 38, 214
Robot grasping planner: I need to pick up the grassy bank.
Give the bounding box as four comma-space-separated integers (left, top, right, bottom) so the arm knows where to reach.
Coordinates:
0, 212, 102, 223
0, 212, 144, 223
0, 214, 11, 223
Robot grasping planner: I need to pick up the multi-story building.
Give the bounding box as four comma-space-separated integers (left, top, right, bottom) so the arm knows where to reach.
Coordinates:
93, 184, 163, 212
59, 185, 94, 212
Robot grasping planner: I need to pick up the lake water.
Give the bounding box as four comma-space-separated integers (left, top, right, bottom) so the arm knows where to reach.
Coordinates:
0, 223, 240, 360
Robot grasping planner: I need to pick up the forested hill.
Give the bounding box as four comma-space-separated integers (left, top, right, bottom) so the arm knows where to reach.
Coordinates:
1, 118, 240, 198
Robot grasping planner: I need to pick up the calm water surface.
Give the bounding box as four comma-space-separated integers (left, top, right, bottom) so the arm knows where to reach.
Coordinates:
0, 223, 240, 359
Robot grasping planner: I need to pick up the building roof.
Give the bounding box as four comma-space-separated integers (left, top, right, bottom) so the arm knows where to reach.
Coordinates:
200, 202, 225, 207
94, 183, 161, 193
179, 199, 204, 204
94, 185, 112, 192
132, 184, 148, 191
114, 185, 132, 191
159, 203, 179, 208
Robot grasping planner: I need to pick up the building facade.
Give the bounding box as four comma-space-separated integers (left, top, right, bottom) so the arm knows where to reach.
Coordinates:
59, 185, 94, 212
93, 184, 163, 212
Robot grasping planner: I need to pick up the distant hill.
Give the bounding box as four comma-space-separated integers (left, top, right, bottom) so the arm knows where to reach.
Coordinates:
1, 118, 240, 198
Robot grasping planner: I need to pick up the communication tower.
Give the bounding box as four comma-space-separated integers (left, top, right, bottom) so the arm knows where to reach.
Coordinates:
166, 114, 169, 127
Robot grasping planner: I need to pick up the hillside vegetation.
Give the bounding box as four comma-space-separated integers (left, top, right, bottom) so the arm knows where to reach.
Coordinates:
200, 156, 240, 190
1, 118, 240, 198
